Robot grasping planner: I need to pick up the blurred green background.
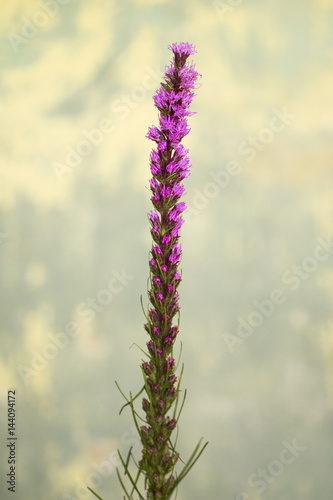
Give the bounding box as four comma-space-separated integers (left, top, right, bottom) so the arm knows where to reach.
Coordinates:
1, 0, 333, 499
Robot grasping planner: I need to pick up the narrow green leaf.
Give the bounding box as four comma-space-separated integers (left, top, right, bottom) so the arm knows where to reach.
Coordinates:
130, 342, 149, 358
176, 389, 187, 422
115, 381, 145, 417
116, 467, 132, 500
172, 363, 185, 420
115, 380, 128, 402
176, 342, 183, 370
140, 294, 148, 320
130, 468, 143, 497
168, 430, 185, 466
118, 450, 145, 500
87, 486, 104, 500
169, 439, 208, 495
125, 446, 133, 469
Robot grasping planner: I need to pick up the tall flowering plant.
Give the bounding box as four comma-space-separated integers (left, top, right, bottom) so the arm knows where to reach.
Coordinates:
89, 42, 206, 500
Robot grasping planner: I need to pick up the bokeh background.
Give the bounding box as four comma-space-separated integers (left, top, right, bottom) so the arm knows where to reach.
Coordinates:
1, 0, 333, 499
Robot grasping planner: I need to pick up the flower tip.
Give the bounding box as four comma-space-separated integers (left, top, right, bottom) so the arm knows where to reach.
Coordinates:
168, 42, 197, 57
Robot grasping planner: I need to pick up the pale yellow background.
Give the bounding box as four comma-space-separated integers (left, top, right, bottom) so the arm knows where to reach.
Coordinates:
1, 1, 333, 499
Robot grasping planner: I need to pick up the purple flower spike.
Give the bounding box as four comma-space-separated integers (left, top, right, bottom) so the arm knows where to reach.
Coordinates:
117, 43, 203, 500
138, 42, 200, 497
